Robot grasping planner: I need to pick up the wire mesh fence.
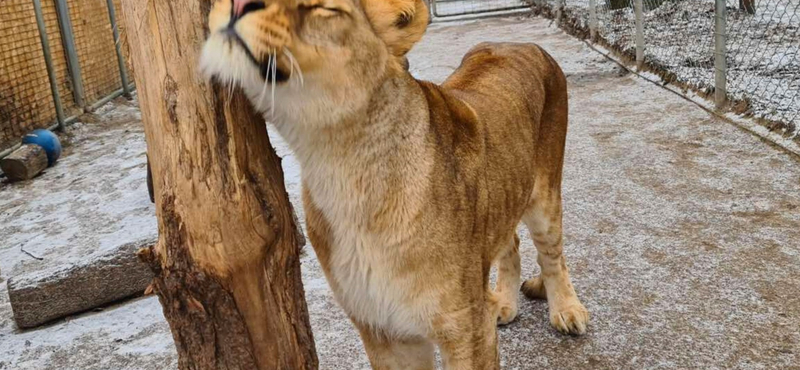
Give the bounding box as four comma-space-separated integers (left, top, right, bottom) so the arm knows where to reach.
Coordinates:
521, 0, 799, 140
0, 0, 72, 153
0, 0, 132, 155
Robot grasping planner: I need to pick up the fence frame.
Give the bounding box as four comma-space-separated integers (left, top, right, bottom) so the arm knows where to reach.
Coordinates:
634, 0, 644, 68
524, 0, 799, 154
1, 0, 136, 158
430, 0, 530, 18
54, 0, 86, 108
32, 0, 66, 131
714, 0, 728, 109
105, 0, 132, 98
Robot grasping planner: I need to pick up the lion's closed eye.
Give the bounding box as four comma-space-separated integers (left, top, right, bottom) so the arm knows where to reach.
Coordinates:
300, 2, 350, 17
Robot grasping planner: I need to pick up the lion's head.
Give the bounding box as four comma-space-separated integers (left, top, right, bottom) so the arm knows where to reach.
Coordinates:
201, 0, 429, 124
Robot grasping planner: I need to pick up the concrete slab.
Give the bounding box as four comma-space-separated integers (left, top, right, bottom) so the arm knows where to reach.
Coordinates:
7, 238, 155, 329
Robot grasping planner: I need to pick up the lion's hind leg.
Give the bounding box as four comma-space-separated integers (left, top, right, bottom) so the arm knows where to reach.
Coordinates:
521, 194, 589, 335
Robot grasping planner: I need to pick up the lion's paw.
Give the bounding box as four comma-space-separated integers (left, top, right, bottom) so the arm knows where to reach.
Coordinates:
549, 303, 589, 336
497, 303, 518, 326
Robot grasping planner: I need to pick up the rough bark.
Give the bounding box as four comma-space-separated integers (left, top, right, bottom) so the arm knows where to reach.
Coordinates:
0, 144, 48, 181
119, 1, 318, 369
739, 0, 756, 14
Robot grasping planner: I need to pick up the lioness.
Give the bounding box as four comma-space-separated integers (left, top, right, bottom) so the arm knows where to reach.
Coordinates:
201, 0, 589, 368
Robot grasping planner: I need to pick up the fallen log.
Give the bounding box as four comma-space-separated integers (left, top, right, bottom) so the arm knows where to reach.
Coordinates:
0, 144, 48, 181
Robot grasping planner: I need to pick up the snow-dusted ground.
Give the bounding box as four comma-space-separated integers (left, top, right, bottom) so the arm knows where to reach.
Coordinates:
0, 98, 157, 296
2, 15, 800, 370
550, 0, 799, 138
0, 98, 156, 282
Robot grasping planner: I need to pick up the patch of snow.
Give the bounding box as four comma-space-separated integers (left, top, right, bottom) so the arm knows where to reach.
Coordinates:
0, 97, 157, 283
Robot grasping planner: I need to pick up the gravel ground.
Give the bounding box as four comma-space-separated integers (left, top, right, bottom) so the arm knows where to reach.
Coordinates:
1, 16, 799, 370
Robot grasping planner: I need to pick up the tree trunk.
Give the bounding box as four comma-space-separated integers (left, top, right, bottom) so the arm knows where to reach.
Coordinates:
739, 0, 756, 14
119, 1, 318, 369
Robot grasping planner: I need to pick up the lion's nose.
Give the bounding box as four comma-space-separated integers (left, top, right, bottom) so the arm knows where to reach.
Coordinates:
233, 0, 265, 18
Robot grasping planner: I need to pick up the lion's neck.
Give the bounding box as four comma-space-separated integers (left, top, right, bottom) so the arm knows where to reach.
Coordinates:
272, 72, 432, 231
273, 72, 427, 167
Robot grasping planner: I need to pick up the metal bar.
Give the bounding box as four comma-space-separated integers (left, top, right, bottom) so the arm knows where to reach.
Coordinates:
1, 114, 78, 160
422, 0, 433, 23
634, 0, 644, 69
432, 1, 528, 18
54, 0, 85, 108
48, 115, 79, 134
714, 0, 727, 109
589, 0, 598, 40
0, 143, 22, 161
104, 0, 132, 98
32, 0, 66, 131
2, 113, 78, 159
89, 85, 134, 111
1, 82, 135, 160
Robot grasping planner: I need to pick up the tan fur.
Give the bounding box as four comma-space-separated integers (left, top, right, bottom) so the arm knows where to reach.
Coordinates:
201, 1, 589, 368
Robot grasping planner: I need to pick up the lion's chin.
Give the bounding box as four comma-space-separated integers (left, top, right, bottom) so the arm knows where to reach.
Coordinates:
199, 33, 263, 86
199, 32, 290, 86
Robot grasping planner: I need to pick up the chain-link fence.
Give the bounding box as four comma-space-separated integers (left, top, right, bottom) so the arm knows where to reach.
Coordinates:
0, 0, 132, 156
522, 0, 799, 140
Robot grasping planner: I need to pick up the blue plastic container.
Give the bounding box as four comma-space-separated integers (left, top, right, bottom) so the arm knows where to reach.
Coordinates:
23, 129, 62, 166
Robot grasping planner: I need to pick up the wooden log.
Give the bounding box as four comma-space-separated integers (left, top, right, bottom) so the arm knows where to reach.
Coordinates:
0, 144, 48, 181
606, 0, 629, 10
7, 239, 156, 329
739, 0, 756, 14
119, 0, 318, 369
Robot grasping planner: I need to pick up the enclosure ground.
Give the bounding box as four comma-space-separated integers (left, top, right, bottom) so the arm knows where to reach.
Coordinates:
1, 15, 799, 370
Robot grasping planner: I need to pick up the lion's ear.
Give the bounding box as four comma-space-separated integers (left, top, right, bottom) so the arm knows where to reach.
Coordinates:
363, 0, 429, 57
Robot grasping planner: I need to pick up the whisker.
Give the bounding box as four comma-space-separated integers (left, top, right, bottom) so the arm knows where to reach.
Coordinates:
258, 51, 273, 106
284, 49, 295, 87
284, 49, 304, 87
270, 50, 277, 120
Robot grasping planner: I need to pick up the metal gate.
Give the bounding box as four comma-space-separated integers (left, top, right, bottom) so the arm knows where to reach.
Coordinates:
429, 0, 530, 18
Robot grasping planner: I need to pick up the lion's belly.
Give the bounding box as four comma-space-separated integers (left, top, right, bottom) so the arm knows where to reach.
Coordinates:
326, 224, 433, 338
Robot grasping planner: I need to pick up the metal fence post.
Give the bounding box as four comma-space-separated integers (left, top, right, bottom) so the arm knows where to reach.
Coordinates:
634, 0, 644, 69
53, 0, 85, 108
105, 0, 132, 98
32, 0, 66, 131
556, 0, 564, 24
714, 0, 728, 109
424, 0, 433, 23
589, 0, 598, 40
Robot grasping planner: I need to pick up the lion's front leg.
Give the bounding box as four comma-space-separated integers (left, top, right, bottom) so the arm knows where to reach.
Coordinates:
354, 323, 435, 370
434, 299, 500, 370
493, 233, 521, 325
